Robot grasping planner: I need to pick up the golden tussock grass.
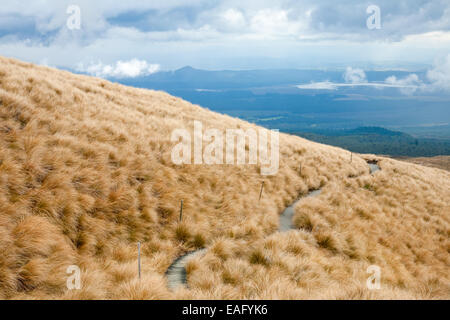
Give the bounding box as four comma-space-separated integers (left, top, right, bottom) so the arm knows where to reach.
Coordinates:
0, 56, 448, 299
394, 155, 450, 172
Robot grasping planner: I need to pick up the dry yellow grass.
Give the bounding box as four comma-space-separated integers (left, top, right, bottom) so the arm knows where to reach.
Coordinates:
183, 159, 449, 299
0, 56, 448, 299
394, 156, 450, 172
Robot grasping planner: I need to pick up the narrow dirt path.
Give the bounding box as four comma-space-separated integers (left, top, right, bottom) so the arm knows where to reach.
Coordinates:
369, 163, 380, 174
279, 189, 322, 232
166, 249, 206, 290
165, 160, 380, 289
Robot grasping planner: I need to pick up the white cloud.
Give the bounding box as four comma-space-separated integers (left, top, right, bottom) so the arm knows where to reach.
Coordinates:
344, 67, 367, 84
296, 81, 338, 90
249, 9, 305, 38
222, 9, 246, 29
314, 60, 450, 94
385, 74, 421, 86
385, 74, 422, 94
297, 67, 422, 92
296, 81, 421, 90
297, 72, 423, 93
1, 1, 450, 71
426, 54, 450, 91
77, 59, 160, 78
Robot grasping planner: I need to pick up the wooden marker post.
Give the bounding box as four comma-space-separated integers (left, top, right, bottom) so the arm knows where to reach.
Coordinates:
259, 182, 265, 202
138, 242, 141, 280
179, 200, 183, 222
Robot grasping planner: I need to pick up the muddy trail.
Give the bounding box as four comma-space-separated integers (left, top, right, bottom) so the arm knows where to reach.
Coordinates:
165, 160, 381, 290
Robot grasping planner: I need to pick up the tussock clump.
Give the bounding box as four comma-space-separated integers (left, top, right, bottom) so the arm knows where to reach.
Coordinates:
293, 212, 314, 232
113, 273, 170, 300
249, 249, 270, 266
175, 224, 191, 243
313, 229, 343, 254
192, 233, 206, 248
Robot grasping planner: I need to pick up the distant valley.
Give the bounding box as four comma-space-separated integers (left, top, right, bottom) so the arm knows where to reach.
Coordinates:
294, 127, 450, 157
111, 67, 450, 157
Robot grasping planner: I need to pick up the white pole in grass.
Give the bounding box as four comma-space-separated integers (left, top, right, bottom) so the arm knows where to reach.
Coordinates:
138, 242, 141, 280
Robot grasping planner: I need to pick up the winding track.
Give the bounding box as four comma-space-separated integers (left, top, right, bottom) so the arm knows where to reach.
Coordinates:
166, 249, 206, 290
165, 161, 380, 290
279, 189, 322, 232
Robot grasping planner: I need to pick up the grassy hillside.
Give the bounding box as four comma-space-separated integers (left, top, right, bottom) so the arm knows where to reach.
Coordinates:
394, 156, 450, 172
0, 56, 448, 299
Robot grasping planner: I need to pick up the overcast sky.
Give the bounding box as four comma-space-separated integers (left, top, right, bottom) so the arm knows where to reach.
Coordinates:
0, 0, 449, 73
